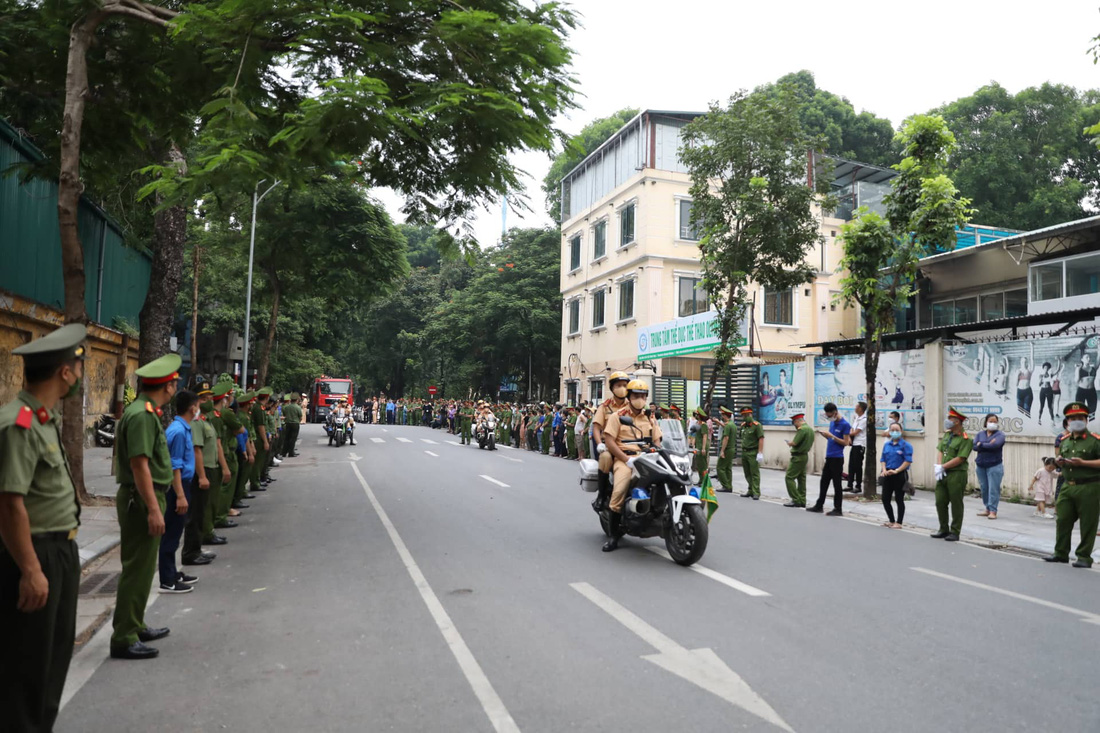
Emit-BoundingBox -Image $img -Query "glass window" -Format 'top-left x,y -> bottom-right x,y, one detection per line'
1004,288 -> 1027,318
931,301 -> 953,327
679,200 -> 700,241
678,277 -> 707,317
593,220 -> 606,259
1030,262 -> 1063,301
763,287 -> 792,326
592,290 -> 605,328
589,380 -> 603,402
619,204 -> 635,247
568,300 -> 579,334
954,297 -> 977,325
569,235 -> 581,272
566,382 -> 578,405
619,279 -> 635,320
1066,253 -> 1100,297
980,293 -> 1003,322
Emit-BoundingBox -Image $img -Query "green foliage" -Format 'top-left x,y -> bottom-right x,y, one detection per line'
680,85 -> 829,403
541,107 -> 639,223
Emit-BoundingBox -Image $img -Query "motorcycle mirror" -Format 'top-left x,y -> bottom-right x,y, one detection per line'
619,415 -> 634,427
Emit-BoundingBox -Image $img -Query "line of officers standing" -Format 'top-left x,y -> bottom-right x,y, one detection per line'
0,324 -> 306,733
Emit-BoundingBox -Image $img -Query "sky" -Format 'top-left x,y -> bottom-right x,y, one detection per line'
376,0 -> 1100,247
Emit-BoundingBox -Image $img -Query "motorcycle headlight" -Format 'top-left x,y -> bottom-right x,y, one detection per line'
671,455 -> 691,474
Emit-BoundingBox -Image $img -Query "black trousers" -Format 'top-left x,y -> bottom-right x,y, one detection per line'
846,446 -> 865,490
882,471 -> 907,524
182,474 -> 209,562
0,535 -> 79,733
816,456 -> 845,510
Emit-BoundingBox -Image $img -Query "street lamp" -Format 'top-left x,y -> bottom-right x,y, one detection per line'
241,178 -> 281,388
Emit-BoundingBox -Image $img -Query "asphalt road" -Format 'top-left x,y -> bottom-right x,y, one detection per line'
59,422 -> 1100,732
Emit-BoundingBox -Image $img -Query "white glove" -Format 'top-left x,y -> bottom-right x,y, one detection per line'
627,456 -> 638,468
597,443 -> 607,454
934,463 -> 944,481
756,453 -> 764,463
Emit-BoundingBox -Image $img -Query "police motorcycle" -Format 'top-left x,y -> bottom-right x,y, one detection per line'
327,412 -> 352,447
579,417 -> 708,566
475,415 -> 497,450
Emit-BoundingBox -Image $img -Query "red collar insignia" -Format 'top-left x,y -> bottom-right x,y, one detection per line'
155,407 -> 163,417
15,405 -> 33,429
36,407 -> 50,424
214,410 -> 221,418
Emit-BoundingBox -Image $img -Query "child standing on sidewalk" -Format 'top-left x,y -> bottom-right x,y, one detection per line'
1028,457 -> 1060,518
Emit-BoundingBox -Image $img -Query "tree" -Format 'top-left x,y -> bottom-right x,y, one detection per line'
680,86 -> 830,409
836,115 -> 972,497
541,108 -> 638,224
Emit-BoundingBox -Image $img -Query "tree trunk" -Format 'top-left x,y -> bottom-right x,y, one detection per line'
703,288 -> 741,411
862,315 -> 881,500
190,244 -> 201,374
138,142 -> 188,365
257,264 -> 280,386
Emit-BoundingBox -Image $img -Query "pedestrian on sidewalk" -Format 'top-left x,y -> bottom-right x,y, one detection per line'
845,402 -> 867,494
160,390 -> 197,595
931,407 -> 972,542
879,422 -> 912,528
0,324 -> 86,733
1028,457 -> 1060,518
110,353 -> 179,660
810,403 -> 850,516
784,412 -> 812,507
1044,403 -> 1100,568
974,413 -> 1006,519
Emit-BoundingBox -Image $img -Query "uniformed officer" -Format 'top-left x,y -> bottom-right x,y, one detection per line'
110,353 -> 180,660
284,393 -> 302,457
566,407 -> 578,459
250,387 -> 272,492
181,380 -> 220,567
784,412 -> 813,507
931,407 -> 972,542
232,391 -> 256,508
460,402 -> 473,445
1044,403 -> 1100,567
0,324 -> 86,731
691,407 -> 710,482
716,406 -> 736,492
738,406 -> 764,499
201,382 -> 235,548
600,380 -> 663,552
591,372 -> 631,510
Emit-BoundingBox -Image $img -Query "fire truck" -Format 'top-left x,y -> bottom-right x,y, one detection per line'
308,376 -> 354,423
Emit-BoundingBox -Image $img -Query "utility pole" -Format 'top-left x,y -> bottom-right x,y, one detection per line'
241,178 -> 280,388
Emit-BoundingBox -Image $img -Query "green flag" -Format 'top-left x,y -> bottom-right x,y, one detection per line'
698,472 -> 719,523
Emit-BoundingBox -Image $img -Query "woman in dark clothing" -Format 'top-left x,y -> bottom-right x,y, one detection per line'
879,422 -> 913,528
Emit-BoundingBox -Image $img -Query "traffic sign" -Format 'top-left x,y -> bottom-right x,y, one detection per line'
428,385 -> 438,395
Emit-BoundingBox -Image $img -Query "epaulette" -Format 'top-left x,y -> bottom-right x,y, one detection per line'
962,432 -> 969,439
145,402 -> 154,413
15,405 -> 33,429
602,398 -> 612,408
214,410 -> 221,418
1092,432 -> 1100,440
617,407 -> 632,416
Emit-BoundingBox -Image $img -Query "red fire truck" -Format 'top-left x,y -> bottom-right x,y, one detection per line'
308,376 -> 354,423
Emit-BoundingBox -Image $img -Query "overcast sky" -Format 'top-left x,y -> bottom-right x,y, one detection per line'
376,0 -> 1100,247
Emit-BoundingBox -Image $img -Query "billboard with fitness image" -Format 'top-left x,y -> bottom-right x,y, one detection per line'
757,362 -> 807,426
813,350 -> 926,432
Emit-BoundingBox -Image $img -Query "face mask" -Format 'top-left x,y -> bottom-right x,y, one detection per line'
889,431 -> 902,440
943,419 -> 957,431
1069,420 -> 1087,433
63,375 -> 82,400
986,422 -> 998,431
612,386 -> 627,399
629,397 -> 647,411
192,407 -> 201,421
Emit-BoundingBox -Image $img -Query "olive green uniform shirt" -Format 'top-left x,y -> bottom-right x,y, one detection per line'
789,423 -> 814,455
196,414 -> 218,469
115,394 -> 173,486
1060,432 -> 1100,483
739,420 -> 764,452
937,432 -> 973,471
0,391 -> 80,534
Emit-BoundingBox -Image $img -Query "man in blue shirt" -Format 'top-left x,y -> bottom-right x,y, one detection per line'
809,402 -> 851,516
161,390 -> 198,594
386,399 -> 395,425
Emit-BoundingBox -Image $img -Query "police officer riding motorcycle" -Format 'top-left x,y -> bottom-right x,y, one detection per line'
591,371 -> 631,512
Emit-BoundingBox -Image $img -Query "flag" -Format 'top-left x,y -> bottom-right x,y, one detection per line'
699,472 -> 719,522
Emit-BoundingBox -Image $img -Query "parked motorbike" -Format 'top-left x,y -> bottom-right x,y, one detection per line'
579,418 -> 708,566
475,418 -> 497,450
94,414 -> 116,448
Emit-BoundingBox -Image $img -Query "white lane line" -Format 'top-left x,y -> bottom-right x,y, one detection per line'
396,437 -> 413,443
422,438 -> 439,444
448,441 -> 461,446
316,438 -> 328,445
351,464 -> 520,732
571,582 -> 792,731
912,567 -> 1100,626
480,475 -> 510,488
370,437 -> 385,444
502,456 -> 522,463
425,451 -> 439,457
644,548 -> 770,597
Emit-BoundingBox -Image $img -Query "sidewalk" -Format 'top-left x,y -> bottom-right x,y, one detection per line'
712,464 -> 1100,562
78,446 -> 120,568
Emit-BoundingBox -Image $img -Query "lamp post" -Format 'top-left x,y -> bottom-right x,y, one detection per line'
241,178 -> 281,388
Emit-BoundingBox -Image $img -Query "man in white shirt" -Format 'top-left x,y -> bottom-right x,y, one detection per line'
846,401 -> 868,494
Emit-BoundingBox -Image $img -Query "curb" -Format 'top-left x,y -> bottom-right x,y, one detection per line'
78,533 -> 121,569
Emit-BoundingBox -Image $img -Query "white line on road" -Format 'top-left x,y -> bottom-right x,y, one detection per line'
351,464 -> 520,733
502,456 -> 522,463
911,567 -> 1100,626
370,437 -> 385,444
480,475 -> 510,488
570,582 -> 792,731
421,438 -> 439,444
397,437 -> 413,443
644,547 -> 771,597
425,451 -> 439,457
347,452 -> 362,462
448,441 -> 461,446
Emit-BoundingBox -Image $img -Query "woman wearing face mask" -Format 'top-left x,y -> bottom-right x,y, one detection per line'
973,412 -> 1006,519
879,422 -> 912,528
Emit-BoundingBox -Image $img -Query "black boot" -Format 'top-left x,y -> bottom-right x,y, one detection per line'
602,511 -> 622,552
592,471 -> 610,512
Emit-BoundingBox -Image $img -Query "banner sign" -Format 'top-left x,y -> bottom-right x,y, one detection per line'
636,310 -> 747,360
942,335 -> 1099,437
813,350 -> 926,432
757,362 -> 807,425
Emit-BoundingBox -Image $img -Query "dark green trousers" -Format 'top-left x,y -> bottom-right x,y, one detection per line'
742,454 -> 761,497
0,535 -> 79,733
285,422 -> 300,456
935,470 -> 967,535
215,452 -> 237,525
251,446 -> 268,488
202,465 -> 222,538
1053,481 -> 1099,564
111,485 -> 167,650
461,417 -> 472,444
567,430 -> 577,459
182,474 -> 210,562
234,452 -> 252,503
785,454 -> 807,505
716,453 -> 734,491
540,425 -> 551,454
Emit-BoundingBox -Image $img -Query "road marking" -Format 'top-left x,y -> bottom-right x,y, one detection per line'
449,441 -> 461,446
502,456 -> 522,463
397,437 -> 413,443
370,437 -> 385,444
351,464 -> 520,733
425,451 -> 439,457
422,438 -> 439,444
347,452 -> 362,462
480,475 -> 510,488
911,567 -> 1100,626
316,438 -> 328,445
571,582 -> 792,731
644,547 -> 771,597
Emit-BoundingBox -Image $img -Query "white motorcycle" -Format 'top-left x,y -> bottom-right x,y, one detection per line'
475,417 -> 497,451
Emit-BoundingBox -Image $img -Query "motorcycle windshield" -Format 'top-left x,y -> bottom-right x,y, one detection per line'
657,419 -> 689,455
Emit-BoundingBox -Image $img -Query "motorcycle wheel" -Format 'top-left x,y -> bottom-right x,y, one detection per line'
665,504 -> 708,566
95,432 -> 111,448
488,435 -> 495,451
337,432 -> 345,447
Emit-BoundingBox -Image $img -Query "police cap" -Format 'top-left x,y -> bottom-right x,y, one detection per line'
13,323 -> 87,370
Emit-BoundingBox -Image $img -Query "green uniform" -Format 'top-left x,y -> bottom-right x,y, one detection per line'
250,401 -> 269,489
566,413 -> 578,459
182,406 -> 218,562
234,405 -> 254,504
283,402 -> 302,456
1052,431 -> 1100,565
785,423 -> 814,505
262,410 -> 277,477
217,406 -> 242,523
203,403 -> 226,536
935,431 -> 973,536
111,393 -> 172,651
740,419 -> 764,497
716,421 -> 736,490
693,421 -> 710,481
460,408 -> 473,445
0,390 -> 81,732
540,415 -> 552,454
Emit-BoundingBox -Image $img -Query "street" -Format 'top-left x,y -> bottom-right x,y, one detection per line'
59,423 -> 1100,733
